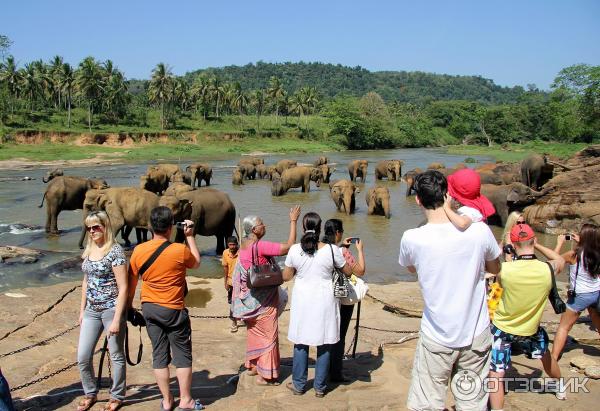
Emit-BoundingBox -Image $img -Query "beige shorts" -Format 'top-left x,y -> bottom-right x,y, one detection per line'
407,327 -> 491,411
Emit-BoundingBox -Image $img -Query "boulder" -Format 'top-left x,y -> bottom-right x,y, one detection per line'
0,246 -> 42,263
570,356 -> 599,370
585,366 -> 600,379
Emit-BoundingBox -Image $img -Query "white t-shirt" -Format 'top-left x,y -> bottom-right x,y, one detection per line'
458,206 -> 484,223
570,254 -> 600,294
285,243 -> 346,346
399,222 -> 501,348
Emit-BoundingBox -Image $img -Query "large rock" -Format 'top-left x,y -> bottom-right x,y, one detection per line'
0,245 -> 42,262
585,365 -> 600,379
570,355 -> 599,370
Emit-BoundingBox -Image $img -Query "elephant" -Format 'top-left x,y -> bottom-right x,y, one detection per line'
313,156 -> 328,167
319,164 -> 336,184
159,188 -> 236,255
428,162 -> 445,170
170,172 -> 192,186
78,187 -> 159,248
375,160 -> 403,181
477,171 -> 504,185
164,182 -> 195,197
256,164 -> 268,179
147,163 -> 182,178
275,159 -> 298,175
232,169 -> 244,185
39,176 -> 109,235
481,182 -> 547,227
42,168 -> 64,183
402,168 -> 423,196
186,163 -> 212,187
141,164 -> 183,195
271,166 -> 323,196
348,160 -> 368,183
330,179 -> 358,215
366,186 -> 391,218
267,166 -> 278,180
521,154 -> 554,190
239,157 -> 264,166
237,163 -> 257,180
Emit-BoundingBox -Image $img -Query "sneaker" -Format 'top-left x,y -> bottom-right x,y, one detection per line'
544,379 -> 566,400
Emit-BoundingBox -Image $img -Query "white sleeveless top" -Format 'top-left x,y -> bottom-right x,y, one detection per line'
570,253 -> 600,294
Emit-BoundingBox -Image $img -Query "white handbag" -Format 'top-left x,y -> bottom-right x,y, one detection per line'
340,275 -> 369,305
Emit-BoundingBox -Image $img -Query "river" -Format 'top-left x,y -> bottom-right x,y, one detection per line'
0,148 -> 498,292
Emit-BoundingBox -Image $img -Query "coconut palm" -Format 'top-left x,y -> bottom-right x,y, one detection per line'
191,75 -> 210,120
209,76 -> 224,118
19,63 -> 41,112
267,76 -> 285,125
0,56 -> 21,112
222,82 -> 236,115
32,60 -> 51,105
279,94 -> 291,125
290,90 -> 306,128
251,89 -> 266,133
148,62 -> 173,129
49,55 -> 63,108
59,63 -> 75,128
75,56 -> 104,131
174,78 -> 191,111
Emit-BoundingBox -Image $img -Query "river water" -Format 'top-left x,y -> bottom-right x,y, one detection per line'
0,148 -> 499,292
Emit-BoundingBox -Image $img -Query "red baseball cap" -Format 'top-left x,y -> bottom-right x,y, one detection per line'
510,223 -> 536,243
447,169 -> 496,218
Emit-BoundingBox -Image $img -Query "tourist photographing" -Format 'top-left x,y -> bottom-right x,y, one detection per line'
231,206 -> 301,386
128,206 -> 202,411
77,211 -> 128,411
283,213 -> 354,397
221,236 -> 240,333
488,223 -> 565,408
398,170 -> 501,410
321,218 -> 366,383
551,224 -> 600,362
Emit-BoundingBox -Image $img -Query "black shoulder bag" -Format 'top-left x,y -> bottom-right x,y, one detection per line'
546,260 -> 566,314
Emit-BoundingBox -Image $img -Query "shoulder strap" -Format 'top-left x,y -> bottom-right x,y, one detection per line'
252,240 -> 259,268
329,244 -> 338,269
546,261 -> 557,290
138,241 -> 171,278
573,255 -> 580,290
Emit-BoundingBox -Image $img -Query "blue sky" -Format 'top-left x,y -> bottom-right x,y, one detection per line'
3,0 -> 599,89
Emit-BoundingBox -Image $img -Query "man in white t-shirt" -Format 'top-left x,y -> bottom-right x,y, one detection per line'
399,170 -> 501,411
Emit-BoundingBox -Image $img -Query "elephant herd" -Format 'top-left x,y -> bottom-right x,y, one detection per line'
38,153 -> 555,252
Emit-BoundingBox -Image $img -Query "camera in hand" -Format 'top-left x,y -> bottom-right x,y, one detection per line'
565,234 -> 572,241
127,308 -> 146,327
350,237 -> 360,244
503,244 -> 515,255
175,221 -> 194,229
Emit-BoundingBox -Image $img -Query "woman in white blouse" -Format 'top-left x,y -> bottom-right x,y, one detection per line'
283,212 -> 353,397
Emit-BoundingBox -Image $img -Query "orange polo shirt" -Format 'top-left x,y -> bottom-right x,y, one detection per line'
221,249 -> 238,287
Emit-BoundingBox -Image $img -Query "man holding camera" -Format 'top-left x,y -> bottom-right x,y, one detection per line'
489,223 -> 565,409
128,206 -> 202,411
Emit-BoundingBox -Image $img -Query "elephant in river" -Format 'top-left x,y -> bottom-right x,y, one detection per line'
39,176 -> 109,235
147,163 -> 182,178
141,164 -> 182,195
186,163 -> 212,187
314,156 -> 328,167
256,164 -> 269,179
366,186 -> 391,218
237,163 -> 257,180
170,172 -> 192,186
428,162 -> 445,170
521,154 -> 554,190
348,160 -> 368,183
232,169 -> 244,185
375,160 -> 403,181
330,180 -> 359,215
275,159 -> 298,175
78,187 -> 159,248
239,157 -> 264,166
267,166 -> 279,180
318,164 -> 335,184
271,166 -> 323,196
159,188 -> 236,255
481,182 -> 547,227
402,168 -> 423,196
42,168 -> 64,183
165,182 -> 195,197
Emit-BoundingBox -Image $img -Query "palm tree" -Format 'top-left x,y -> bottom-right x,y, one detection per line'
32,60 -> 50,106
59,63 -> 75,128
222,82 -> 235,115
231,82 -> 249,127
148,62 -> 173,129
290,90 -> 306,128
267,76 -> 285,125
251,89 -> 266,133
49,55 -> 63,108
0,56 -> 21,112
104,69 -> 128,123
279,94 -> 291,125
19,63 -> 40,112
209,76 -> 224,118
75,56 -> 103,131
191,75 -> 210,120
174,78 -> 190,111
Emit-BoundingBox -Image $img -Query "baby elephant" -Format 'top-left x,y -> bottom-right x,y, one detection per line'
366,186 -> 391,218
232,169 -> 244,185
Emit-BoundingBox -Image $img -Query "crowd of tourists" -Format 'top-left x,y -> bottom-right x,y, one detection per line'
0,169 -> 598,411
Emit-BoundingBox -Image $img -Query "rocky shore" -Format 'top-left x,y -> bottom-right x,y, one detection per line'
1,278 -> 598,410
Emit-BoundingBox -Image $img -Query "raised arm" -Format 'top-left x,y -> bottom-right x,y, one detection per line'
535,238 -> 565,274
278,205 -> 301,255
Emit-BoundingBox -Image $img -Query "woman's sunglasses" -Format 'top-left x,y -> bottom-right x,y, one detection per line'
87,224 -> 103,232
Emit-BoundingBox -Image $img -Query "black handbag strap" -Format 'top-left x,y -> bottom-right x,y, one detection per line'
138,241 -> 171,277
573,256 -> 580,291
546,261 -> 560,296
125,325 -> 143,366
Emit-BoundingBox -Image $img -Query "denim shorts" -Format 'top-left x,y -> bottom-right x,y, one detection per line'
567,291 -> 600,313
490,324 -> 548,372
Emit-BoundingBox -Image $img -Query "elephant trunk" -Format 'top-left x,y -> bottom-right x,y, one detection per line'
344,193 -> 354,215
383,198 -> 391,218
38,193 -> 46,208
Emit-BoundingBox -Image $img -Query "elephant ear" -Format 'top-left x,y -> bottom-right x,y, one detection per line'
97,194 -> 109,210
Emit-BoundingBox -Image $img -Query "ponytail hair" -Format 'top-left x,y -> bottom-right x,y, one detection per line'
301,212 -> 322,255
322,218 -> 343,244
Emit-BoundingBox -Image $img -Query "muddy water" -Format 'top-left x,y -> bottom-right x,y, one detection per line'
0,148 -> 507,292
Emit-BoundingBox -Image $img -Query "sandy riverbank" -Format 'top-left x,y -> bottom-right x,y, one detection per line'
1,278 -> 598,410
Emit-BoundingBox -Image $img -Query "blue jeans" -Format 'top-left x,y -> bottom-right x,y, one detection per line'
292,344 -> 332,393
0,370 -> 16,411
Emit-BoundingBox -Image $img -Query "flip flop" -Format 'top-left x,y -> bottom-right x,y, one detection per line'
77,395 -> 97,411
160,399 -> 174,411
176,399 -> 204,410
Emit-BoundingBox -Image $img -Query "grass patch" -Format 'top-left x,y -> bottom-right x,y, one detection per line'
446,141 -> 587,162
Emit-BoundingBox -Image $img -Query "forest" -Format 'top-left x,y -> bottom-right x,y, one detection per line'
0,34 -> 598,150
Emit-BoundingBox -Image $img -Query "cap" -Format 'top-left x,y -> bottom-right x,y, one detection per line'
510,223 -> 536,243
447,169 -> 496,218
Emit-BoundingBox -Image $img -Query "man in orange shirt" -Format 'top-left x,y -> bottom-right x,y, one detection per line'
221,236 -> 239,332
128,206 -> 202,411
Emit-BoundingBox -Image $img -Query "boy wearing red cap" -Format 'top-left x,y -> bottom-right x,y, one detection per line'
489,223 -> 566,409
444,168 -> 496,231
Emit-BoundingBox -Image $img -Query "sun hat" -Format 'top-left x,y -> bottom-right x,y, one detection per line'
447,168 -> 496,218
510,223 -> 536,243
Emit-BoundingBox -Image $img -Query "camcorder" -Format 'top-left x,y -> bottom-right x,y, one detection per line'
175,221 -> 194,229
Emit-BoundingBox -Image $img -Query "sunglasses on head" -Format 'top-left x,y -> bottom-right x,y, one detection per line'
87,224 -> 103,232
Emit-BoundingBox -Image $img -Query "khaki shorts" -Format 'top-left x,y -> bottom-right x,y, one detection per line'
407,328 -> 491,411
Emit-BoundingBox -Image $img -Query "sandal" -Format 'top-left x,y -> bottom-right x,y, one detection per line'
255,377 -> 280,386
104,398 -> 123,411
175,399 -> 204,410
77,395 -> 97,411
230,324 -> 238,333
285,381 -> 304,395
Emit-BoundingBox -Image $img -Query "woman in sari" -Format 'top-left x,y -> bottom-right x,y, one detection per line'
231,205 -> 301,385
